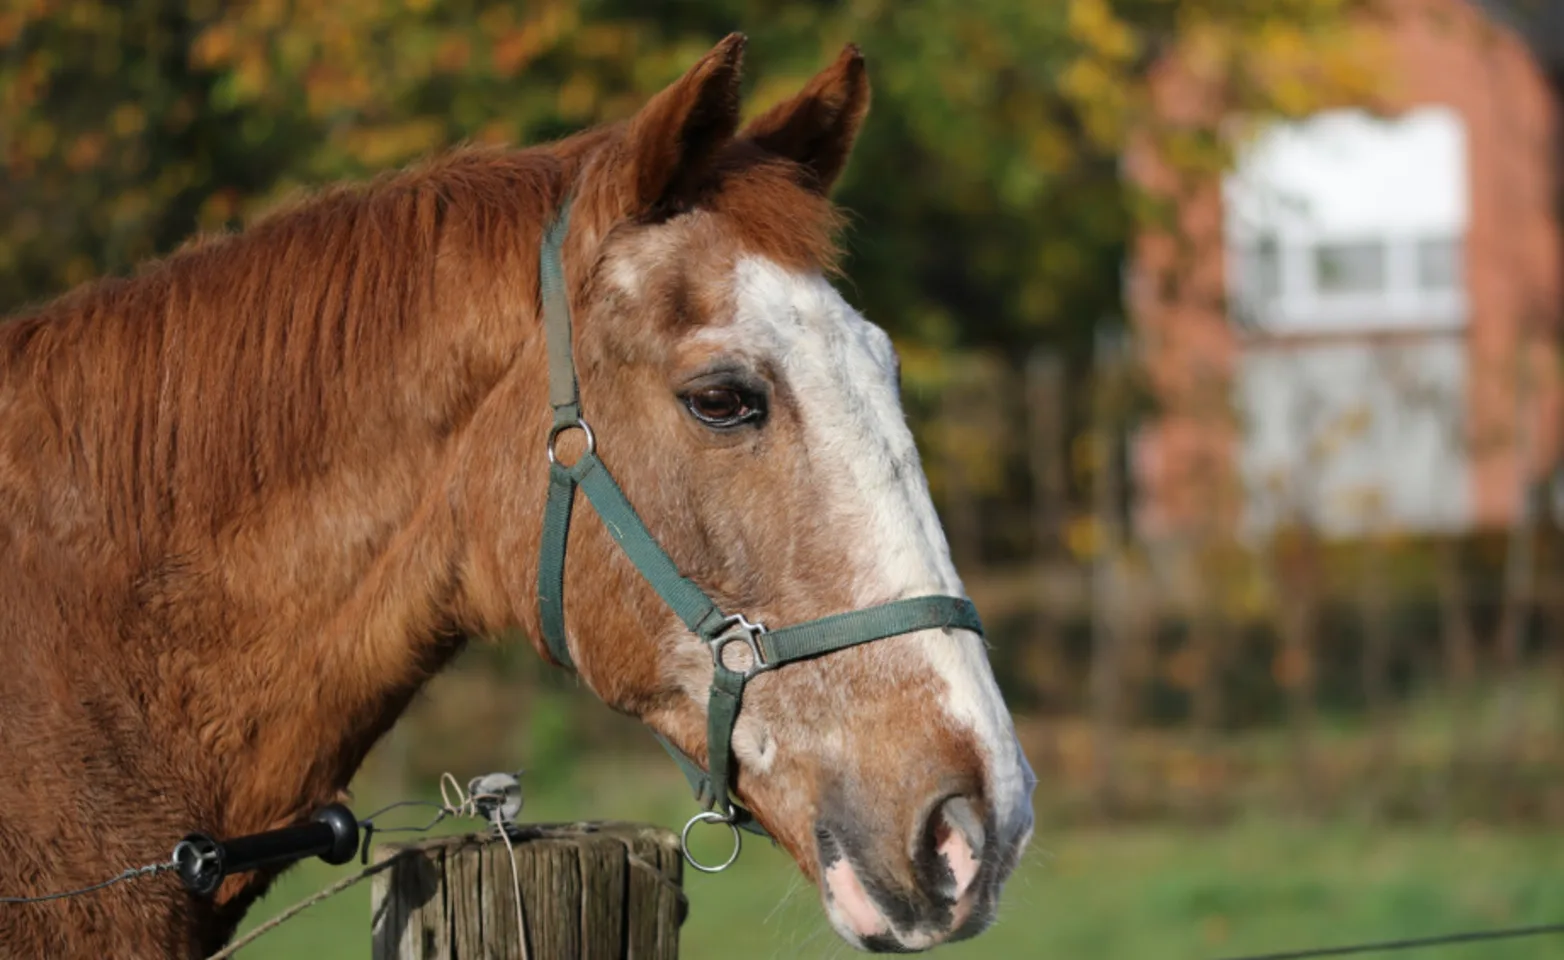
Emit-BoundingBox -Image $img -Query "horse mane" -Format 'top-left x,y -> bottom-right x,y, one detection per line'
0,132 -> 843,558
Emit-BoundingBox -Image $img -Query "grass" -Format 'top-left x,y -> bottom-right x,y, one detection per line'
232,757 -> 1564,960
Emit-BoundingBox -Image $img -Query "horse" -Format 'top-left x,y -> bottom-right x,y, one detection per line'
0,34 -> 1035,956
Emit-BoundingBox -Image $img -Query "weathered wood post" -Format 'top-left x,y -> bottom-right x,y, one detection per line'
371,823 -> 685,959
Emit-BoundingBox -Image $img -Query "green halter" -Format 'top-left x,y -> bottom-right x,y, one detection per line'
533,200 -> 984,872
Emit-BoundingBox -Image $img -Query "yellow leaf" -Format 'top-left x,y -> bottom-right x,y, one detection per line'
1068,0 -> 1137,61
556,73 -> 598,121
340,119 -> 446,166
65,131 -> 105,171
192,23 -> 236,68
0,12 -> 21,47
1067,516 -> 1100,560
64,255 -> 96,287
23,121 -> 55,160
232,51 -> 272,101
110,103 -> 145,138
1027,126 -> 1074,173
436,36 -> 472,74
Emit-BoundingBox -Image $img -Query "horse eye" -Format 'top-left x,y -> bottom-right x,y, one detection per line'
685,386 -> 760,427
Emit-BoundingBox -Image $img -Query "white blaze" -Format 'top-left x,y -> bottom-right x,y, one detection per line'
720,256 -> 1034,836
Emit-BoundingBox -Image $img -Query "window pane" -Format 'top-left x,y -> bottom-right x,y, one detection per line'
1235,235 -> 1281,306
1315,241 -> 1385,294
1417,236 -> 1462,290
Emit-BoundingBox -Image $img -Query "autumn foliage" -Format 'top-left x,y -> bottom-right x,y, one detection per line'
1,0 -> 1379,351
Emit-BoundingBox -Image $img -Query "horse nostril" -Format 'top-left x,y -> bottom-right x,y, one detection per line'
918,794 -> 986,905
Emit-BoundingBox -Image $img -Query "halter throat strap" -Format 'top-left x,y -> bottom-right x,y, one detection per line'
533,200 -> 985,852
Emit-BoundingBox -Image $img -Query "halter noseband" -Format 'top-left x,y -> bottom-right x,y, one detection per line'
534,200 -> 984,872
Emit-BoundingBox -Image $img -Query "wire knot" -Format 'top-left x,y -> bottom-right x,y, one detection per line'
440,771 -> 524,829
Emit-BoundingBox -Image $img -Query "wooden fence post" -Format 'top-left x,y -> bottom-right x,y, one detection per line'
1088,331 -> 1127,816
1435,539 -> 1476,750
1021,349 -> 1068,751
1024,349 -> 1068,562
371,823 -> 685,960
940,371 -> 984,572
1359,533 -> 1397,815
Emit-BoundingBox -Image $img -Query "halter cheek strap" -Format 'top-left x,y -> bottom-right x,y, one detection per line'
533,199 -> 985,870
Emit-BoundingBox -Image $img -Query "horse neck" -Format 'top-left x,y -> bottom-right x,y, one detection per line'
2,168 -> 562,843
188,246 -> 555,841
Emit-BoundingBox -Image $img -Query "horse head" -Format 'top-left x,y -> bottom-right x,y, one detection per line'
464,35 -> 1036,951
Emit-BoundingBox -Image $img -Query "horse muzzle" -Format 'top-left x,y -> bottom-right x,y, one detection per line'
812,772 -> 1034,952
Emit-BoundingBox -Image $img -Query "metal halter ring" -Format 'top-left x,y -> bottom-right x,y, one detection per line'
546,418 -> 596,466
681,810 -> 743,873
709,613 -> 770,678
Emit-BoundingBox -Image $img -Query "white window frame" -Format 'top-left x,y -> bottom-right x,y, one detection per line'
1222,105 -> 1470,337
1229,228 -> 1466,334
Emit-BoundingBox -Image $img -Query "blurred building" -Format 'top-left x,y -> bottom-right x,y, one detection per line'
1129,0 -> 1563,543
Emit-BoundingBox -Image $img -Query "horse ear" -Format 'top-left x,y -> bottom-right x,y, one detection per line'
621,32 -> 746,216
741,44 -> 870,195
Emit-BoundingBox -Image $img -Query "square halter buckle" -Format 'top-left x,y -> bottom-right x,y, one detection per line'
708,613 -> 770,678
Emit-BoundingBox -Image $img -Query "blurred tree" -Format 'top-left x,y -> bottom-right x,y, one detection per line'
0,0 -> 1387,568
4,0 -> 1375,344
0,0 -> 658,307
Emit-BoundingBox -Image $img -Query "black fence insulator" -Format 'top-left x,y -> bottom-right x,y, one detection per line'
176,803 -> 360,897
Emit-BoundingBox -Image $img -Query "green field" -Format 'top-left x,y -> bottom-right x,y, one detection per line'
233,757 -> 1564,960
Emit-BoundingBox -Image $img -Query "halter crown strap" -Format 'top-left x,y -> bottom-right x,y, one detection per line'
533,200 -> 986,859
539,200 -> 581,427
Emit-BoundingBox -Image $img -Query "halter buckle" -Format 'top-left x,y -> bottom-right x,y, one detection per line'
709,613 -> 770,678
